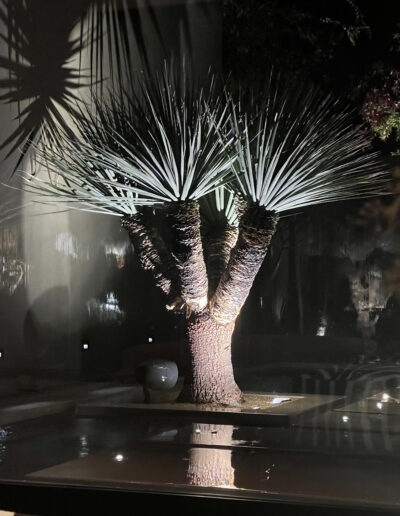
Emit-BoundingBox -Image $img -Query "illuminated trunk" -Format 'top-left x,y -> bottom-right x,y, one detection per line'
166,201 -> 208,313
187,424 -> 235,488
204,225 -> 238,295
123,203 -> 278,406
211,207 -> 279,324
181,310 -> 242,405
184,206 -> 278,405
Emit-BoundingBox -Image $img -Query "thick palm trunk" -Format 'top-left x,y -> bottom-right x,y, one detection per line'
204,225 -> 238,295
181,310 -> 242,405
182,207 -> 278,405
211,207 -> 279,324
123,202 -> 278,406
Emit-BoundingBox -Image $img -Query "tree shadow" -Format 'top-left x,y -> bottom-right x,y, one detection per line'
0,0 -> 91,171
23,285 -> 76,374
0,0 -> 205,172
83,0 -> 165,87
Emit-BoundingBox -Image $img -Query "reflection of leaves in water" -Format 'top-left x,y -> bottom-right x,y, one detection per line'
0,0 -> 87,170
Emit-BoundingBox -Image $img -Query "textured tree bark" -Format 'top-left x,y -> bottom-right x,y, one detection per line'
187,424 -> 235,488
181,310 -> 243,405
121,212 -> 175,297
204,225 -> 238,295
167,201 -> 208,314
211,206 -> 279,324
123,202 -> 279,406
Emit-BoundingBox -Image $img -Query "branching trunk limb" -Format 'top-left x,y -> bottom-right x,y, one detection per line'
204,225 -> 238,296
211,205 -> 279,325
121,213 -> 176,300
166,201 -> 209,314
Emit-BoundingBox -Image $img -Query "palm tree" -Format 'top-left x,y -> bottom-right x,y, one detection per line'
25,65 -> 388,405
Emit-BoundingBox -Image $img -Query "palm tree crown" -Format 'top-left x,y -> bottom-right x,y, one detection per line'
25,66 -> 388,216
27,64 -> 235,216
229,74 -> 387,213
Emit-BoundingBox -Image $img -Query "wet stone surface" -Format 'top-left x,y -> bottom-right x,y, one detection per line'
0,392 -> 400,511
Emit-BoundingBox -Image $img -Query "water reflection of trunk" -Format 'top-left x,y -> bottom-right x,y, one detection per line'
187,424 -> 235,488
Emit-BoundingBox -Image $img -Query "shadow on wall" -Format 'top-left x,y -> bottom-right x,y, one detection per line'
0,0 -> 92,170
0,0 -> 221,170
23,286 -> 79,377
0,0 -> 223,383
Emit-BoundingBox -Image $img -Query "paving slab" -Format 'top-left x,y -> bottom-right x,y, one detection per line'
0,385 -> 142,425
76,392 -> 344,426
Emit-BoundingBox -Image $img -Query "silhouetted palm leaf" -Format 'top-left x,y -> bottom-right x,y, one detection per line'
80,0 -> 165,90
0,0 -> 202,173
0,0 -> 87,171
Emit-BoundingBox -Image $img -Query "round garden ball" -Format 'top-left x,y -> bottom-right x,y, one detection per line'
136,359 -> 179,390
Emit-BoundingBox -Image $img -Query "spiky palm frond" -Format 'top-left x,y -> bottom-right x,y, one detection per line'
25,64 -> 235,215
230,74 -> 388,213
23,138 -> 140,217
201,186 -> 239,228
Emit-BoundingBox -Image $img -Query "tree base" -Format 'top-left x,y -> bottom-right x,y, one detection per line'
177,383 -> 244,407
181,311 -> 243,407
